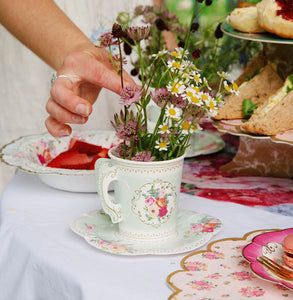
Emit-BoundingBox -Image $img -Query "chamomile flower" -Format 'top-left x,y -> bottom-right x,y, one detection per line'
167,60 -> 182,71
180,121 -> 193,135
165,104 -> 182,120
217,71 -> 229,79
152,49 -> 168,59
155,140 -> 168,151
185,88 -> 202,106
167,80 -> 185,95
170,47 -> 188,59
203,77 -> 211,90
191,123 -> 202,132
158,123 -> 170,134
205,98 -> 218,117
190,71 -> 202,85
200,92 -> 212,104
224,80 -> 239,95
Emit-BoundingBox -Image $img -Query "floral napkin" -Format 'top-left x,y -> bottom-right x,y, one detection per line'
167,229 -> 293,299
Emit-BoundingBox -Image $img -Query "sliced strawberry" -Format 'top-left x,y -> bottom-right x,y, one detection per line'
98,148 -> 109,158
69,138 -> 102,155
47,150 -> 79,168
59,153 -> 91,169
88,153 -> 103,170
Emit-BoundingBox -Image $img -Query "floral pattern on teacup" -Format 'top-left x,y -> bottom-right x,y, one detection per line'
131,179 -> 176,227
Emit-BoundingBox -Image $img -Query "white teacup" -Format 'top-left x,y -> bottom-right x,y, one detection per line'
95,146 -> 184,241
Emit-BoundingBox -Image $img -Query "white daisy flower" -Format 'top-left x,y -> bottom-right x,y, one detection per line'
167,80 -> 186,95
167,60 -> 182,71
217,71 -> 229,79
185,88 -> 202,106
190,71 -> 202,85
200,92 -> 213,104
180,121 -> 193,135
158,123 -> 170,134
170,47 -> 188,59
224,80 -> 239,95
205,97 -> 218,117
165,104 -> 182,120
155,140 -> 168,151
191,123 -> 202,132
203,77 -> 211,90
152,49 -> 168,59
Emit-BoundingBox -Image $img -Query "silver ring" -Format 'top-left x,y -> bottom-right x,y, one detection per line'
51,74 -> 73,86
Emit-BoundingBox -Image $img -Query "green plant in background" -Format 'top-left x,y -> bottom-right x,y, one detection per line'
164,0 -> 262,83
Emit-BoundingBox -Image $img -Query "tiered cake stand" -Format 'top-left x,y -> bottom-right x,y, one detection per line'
214,22 -> 293,178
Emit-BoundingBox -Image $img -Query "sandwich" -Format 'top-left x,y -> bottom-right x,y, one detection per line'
213,64 -> 283,120
241,75 -> 293,135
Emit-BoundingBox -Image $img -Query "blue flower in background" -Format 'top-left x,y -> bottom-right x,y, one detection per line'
256,204 -> 293,217
90,28 -> 118,53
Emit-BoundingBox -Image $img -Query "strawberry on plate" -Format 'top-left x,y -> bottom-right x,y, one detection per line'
46,138 -> 109,170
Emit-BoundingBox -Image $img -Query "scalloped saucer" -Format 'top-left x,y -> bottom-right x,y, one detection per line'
70,209 -> 223,255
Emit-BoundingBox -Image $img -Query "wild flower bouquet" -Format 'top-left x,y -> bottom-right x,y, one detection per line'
96,1 -> 239,161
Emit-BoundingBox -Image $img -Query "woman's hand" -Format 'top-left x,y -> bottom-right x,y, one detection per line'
45,44 -> 135,137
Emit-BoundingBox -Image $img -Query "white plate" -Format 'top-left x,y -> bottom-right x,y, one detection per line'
0,130 -> 120,192
70,209 -> 223,255
221,21 -> 293,45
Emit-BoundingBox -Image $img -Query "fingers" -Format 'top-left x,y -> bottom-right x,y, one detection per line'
73,47 -> 137,95
46,97 -> 89,125
45,116 -> 72,137
50,78 -> 92,117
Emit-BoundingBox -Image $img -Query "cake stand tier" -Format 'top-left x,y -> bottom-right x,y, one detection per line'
216,21 -> 293,177
221,21 -> 293,80
213,120 -> 293,178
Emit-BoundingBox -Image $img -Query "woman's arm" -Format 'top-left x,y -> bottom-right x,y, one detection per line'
0,0 -> 135,137
0,0 -> 91,70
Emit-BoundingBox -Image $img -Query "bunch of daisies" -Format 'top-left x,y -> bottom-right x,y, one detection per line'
96,1 -> 238,161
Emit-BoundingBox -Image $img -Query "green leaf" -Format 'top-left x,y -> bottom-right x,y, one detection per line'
242,99 -> 258,118
287,74 -> 293,94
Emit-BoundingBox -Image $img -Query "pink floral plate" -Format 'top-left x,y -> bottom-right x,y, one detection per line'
167,229 -> 293,299
242,228 -> 293,291
0,130 -> 120,192
70,209 -> 222,255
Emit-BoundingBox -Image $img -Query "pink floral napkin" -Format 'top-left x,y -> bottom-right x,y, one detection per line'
167,229 -> 293,299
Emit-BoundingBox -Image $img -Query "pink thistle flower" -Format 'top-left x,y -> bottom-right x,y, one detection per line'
112,54 -> 127,69
172,94 -> 188,108
120,85 -> 142,106
98,32 -> 118,47
115,120 -> 138,141
131,151 -> 156,162
150,87 -> 171,108
126,26 -> 151,42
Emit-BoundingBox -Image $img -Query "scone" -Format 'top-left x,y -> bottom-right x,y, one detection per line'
229,6 -> 266,33
257,0 -> 293,39
237,1 -> 258,8
242,75 -> 293,135
213,64 -> 283,120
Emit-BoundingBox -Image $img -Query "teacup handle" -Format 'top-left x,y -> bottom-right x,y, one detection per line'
95,158 -> 122,223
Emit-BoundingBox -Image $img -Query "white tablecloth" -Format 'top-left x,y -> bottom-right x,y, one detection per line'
0,170 -> 292,300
